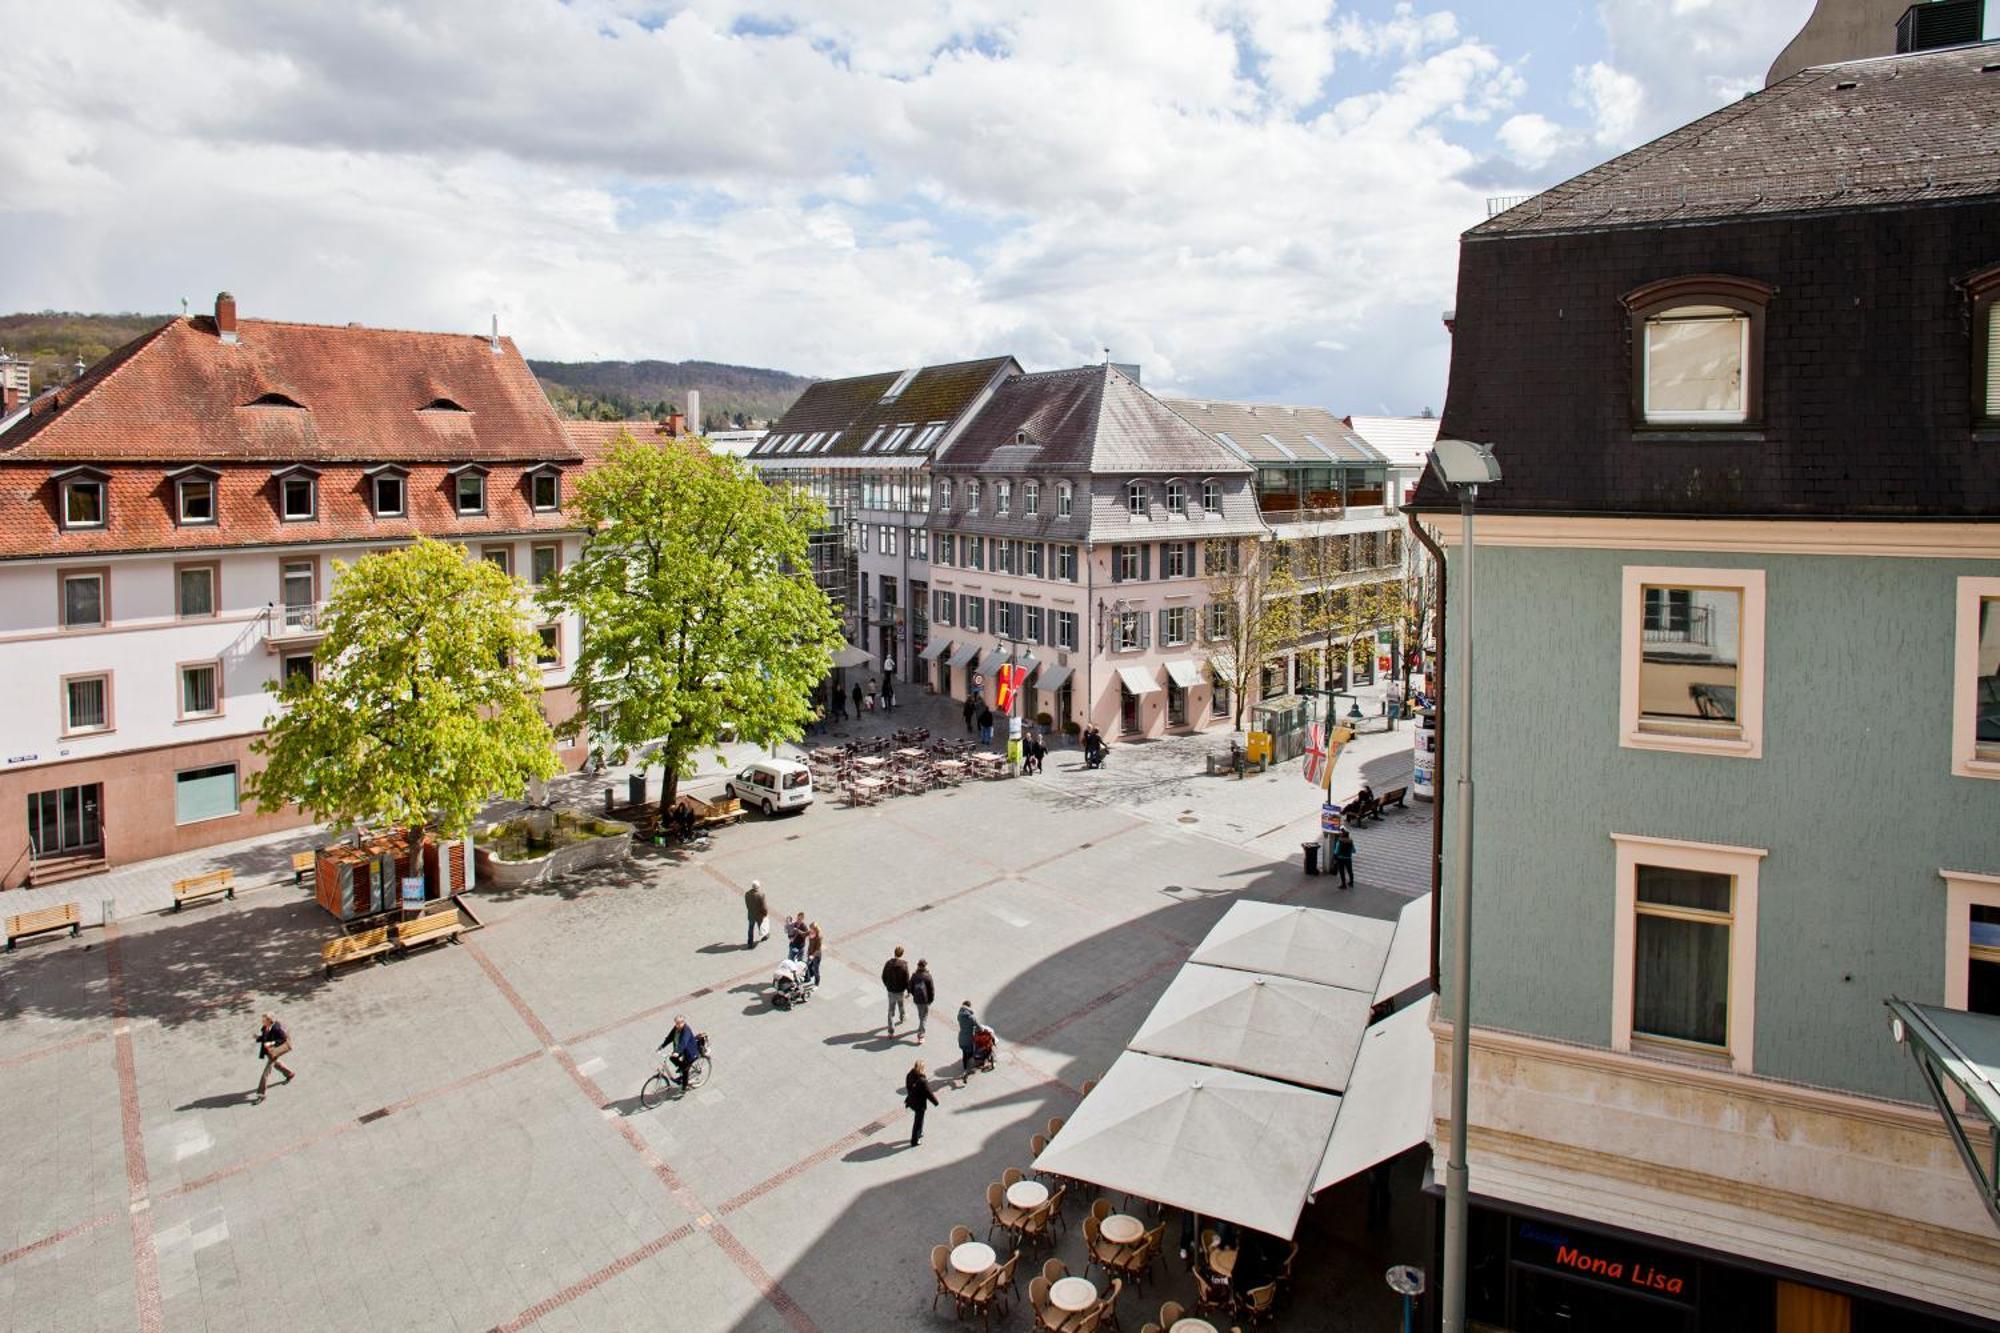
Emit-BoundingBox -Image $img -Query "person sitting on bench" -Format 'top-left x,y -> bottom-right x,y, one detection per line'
1342,784 -> 1379,822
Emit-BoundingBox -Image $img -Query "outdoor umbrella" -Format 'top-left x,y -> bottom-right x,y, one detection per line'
1311,1001 -> 1436,1197
1128,964 -> 1371,1093
829,645 -> 874,670
1032,1051 -> 1342,1239
1189,901 -> 1394,993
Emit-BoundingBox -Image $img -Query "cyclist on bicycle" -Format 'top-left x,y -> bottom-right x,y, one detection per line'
658,1016 -> 701,1089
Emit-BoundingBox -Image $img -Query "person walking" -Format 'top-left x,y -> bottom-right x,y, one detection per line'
881,945 -> 913,1035
252,1012 -> 294,1102
786,911 -> 808,961
1333,828 -> 1357,889
956,999 -> 980,1083
882,674 -> 896,711
852,681 -> 865,717
909,959 -> 936,1042
905,1059 -> 939,1146
805,921 -> 824,986
962,693 -> 977,733
977,702 -> 995,745
744,879 -> 769,949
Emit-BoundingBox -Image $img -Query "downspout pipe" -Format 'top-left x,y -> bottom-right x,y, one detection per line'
1408,508 -> 1448,990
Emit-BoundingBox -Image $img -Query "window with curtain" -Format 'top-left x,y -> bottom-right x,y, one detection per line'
177,566 -> 215,618
1632,864 -> 1732,1050
65,676 -> 108,732
180,663 -> 219,717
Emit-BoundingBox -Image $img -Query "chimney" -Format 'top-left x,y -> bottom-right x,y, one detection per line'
1896,0 -> 1985,52
686,388 -> 701,434
215,292 -> 239,345
665,411 -> 687,437
490,314 -> 501,354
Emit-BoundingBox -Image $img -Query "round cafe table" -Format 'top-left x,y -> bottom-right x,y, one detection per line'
1007,1180 -> 1050,1211
950,1241 -> 997,1276
1100,1213 -> 1144,1245
1172,1321 -> 1219,1333
1049,1276 -> 1098,1312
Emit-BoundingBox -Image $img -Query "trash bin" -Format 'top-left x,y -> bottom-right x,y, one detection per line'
1302,841 -> 1320,876
627,772 -> 647,807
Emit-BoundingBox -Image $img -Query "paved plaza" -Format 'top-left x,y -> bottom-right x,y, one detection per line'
0,699 -> 1432,1333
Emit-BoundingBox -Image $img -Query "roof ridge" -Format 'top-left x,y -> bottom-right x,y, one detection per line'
235,316 -> 517,344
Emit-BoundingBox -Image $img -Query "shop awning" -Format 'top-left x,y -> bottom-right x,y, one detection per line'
1116,665 -> 1162,696
830,644 -> 874,670
1032,1051 -> 1342,1240
1128,964 -> 1372,1093
1886,998 -> 2000,1228
917,640 -> 952,663
1311,1002 -> 1435,1196
1031,661 -> 1074,693
1190,901 -> 1395,993
1163,659 -> 1204,689
979,648 -> 1011,678
1373,894 -> 1433,1007
947,642 -> 981,669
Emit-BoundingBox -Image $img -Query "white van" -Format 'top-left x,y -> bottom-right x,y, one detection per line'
727,759 -> 814,815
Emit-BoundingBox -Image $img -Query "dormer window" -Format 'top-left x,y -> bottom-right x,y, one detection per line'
170,468 -> 219,525
938,479 -> 953,511
1058,482 -> 1073,518
529,468 -> 561,512
997,481 -> 1011,515
245,392 -> 305,409
273,468 -> 317,522
368,466 -> 407,518
967,480 -> 981,513
1024,481 -> 1039,516
56,470 -> 108,529
1166,479 -> 1186,515
1624,275 -> 1772,427
1126,480 -> 1148,516
449,466 -> 488,516
1201,479 -> 1221,513
420,397 -> 468,412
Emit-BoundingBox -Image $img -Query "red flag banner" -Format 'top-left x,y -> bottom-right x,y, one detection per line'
994,663 -> 1027,712
1303,721 -> 1327,785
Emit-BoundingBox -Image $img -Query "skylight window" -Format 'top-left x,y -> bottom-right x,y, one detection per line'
863,427 -> 887,452
880,368 -> 919,402
914,422 -> 946,451
820,431 -> 842,452
1212,431 -> 1251,459
802,431 -> 827,452
1300,432 -> 1341,461
884,425 -> 915,452
1260,432 -> 1301,461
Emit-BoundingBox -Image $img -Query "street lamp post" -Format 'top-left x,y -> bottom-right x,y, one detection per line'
1428,439 -> 1501,1333
999,635 -> 1036,770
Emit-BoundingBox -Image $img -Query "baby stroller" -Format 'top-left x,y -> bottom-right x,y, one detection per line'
970,1024 -> 998,1072
771,956 -> 816,1010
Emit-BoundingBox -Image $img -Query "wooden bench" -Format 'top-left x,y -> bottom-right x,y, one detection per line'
172,868 -> 235,911
1378,785 -> 1409,812
393,908 -> 464,956
6,901 -> 81,951
676,792 -> 744,828
1206,750 -> 1267,777
291,851 -> 316,885
321,926 -> 393,978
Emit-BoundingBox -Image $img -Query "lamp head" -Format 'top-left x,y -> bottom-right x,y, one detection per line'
1428,438 -> 1502,489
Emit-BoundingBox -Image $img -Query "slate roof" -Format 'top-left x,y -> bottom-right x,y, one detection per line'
0,315 -> 579,463
751,356 -> 1017,463
1160,398 -> 1385,467
1477,43 -> 2000,237
937,365 -> 1251,476
1344,416 -> 1441,469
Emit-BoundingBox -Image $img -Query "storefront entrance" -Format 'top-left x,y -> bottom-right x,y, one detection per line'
28,783 -> 101,859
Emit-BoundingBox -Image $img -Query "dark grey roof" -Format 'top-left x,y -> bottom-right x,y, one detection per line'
1160,398 -> 1386,466
752,356 -> 1017,463
1477,43 -> 2000,237
936,365 -> 1250,476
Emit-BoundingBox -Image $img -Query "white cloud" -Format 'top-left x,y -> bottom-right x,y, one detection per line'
1496,112 -> 1564,168
1584,0 -> 1815,145
1573,60 -> 1645,147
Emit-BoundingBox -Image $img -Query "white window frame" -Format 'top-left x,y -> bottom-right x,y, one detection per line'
1201,479 -> 1221,513
1951,576 -> 2000,780
176,475 -> 217,526
1163,605 -> 1190,646
938,479 -> 952,511
883,525 -> 897,558
61,477 -> 107,529
1058,483 -> 1073,518
281,651 -> 316,687
997,481 -> 1011,515
1611,832 -> 1764,1075
62,671 -> 113,735
1054,610 -> 1078,651
1166,479 -> 1185,515
530,469 -> 561,512
1024,481 -> 1039,516
967,480 -> 981,513
535,623 -> 562,668
178,660 -> 223,720
372,472 -> 406,518
1642,306 -> 1750,426
1619,565 -> 1765,759
59,568 -> 108,630
454,472 -> 487,516
279,473 -> 317,522
1126,480 -> 1147,516
1943,869 -> 2000,1013
175,562 -> 219,620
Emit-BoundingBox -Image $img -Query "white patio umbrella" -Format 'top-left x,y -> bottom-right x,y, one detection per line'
1312,1001 -> 1436,1196
1032,1051 -> 1342,1239
829,644 -> 874,670
1372,893 -> 1433,1007
1189,901 -> 1395,993
1128,964 -> 1372,1093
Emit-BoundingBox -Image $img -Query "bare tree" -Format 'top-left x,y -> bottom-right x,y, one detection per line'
1285,530 -> 1404,691
1203,537 -> 1298,731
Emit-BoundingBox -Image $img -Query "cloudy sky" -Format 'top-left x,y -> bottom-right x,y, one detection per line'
1,0 -> 1815,412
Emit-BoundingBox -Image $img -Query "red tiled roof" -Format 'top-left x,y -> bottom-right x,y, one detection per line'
0,315 -> 581,464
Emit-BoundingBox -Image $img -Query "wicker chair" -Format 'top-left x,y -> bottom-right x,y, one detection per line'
931,1244 -> 964,1315
1158,1300 -> 1186,1328
1096,1276 -> 1125,1332
1002,1167 -> 1025,1190
1041,1258 -> 1068,1287
987,1182 -> 1024,1246
961,1263 -> 1006,1332
950,1225 -> 973,1249
1017,1197 -> 1058,1252
1192,1269 -> 1232,1319
1029,1276 -> 1057,1331
1046,1115 -> 1066,1140
1239,1282 -> 1278,1327
994,1251 -> 1022,1305
1090,1198 -> 1113,1225
1080,1078 -> 1099,1097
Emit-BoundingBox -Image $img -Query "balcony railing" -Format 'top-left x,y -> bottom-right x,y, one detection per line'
1643,605 -> 1713,647
265,600 -> 329,645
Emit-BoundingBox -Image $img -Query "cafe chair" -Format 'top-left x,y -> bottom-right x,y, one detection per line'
1046,1116 -> 1066,1141
961,1264 -> 1005,1332
932,1244 -> 966,1316
1080,1077 -> 1099,1097
1238,1282 -> 1279,1327
1002,1167 -> 1025,1190
950,1225 -> 973,1249
1192,1270 -> 1232,1319
1018,1197 -> 1058,1253
1097,1277 -> 1125,1332
1045,1185 -> 1069,1236
1158,1300 -> 1186,1328
1138,1223 -> 1169,1283
1029,1277 -> 1057,1330
993,1251 -> 1023,1311
988,1182 -> 1024,1247
1090,1199 -> 1113,1225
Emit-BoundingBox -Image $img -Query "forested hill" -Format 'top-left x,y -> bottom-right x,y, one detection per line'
0,312 -> 811,430
530,358 -> 812,430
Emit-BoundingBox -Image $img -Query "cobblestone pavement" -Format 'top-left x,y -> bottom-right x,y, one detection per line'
0,701 -> 1433,1333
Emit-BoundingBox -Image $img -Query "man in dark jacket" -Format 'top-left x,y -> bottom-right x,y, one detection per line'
955,1000 -> 979,1083
908,960 -> 937,1042
977,703 -> 995,745
881,945 -> 912,1035
744,880 -> 768,949
658,1016 -> 701,1088
962,693 -> 977,732
905,1059 -> 938,1146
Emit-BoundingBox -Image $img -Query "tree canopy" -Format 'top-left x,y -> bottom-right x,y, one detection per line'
541,434 -> 841,810
248,537 -> 561,838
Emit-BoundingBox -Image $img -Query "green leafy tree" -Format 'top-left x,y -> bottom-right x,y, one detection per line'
248,539 -> 562,848
1203,538 -> 1299,731
542,434 -> 842,815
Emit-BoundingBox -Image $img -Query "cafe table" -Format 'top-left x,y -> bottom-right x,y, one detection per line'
1171,1322 -> 1219,1333
1048,1276 -> 1097,1313
1006,1180 -> 1049,1211
950,1241 -> 997,1277
1100,1214 -> 1143,1246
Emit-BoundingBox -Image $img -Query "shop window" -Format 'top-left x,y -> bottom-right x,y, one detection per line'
1623,275 -> 1771,427
62,673 -> 111,734
1620,566 -> 1764,758
174,763 -> 239,825
176,563 -> 217,618
60,569 -> 107,629
1952,576 -> 2000,779
179,661 -> 221,718
1612,833 -> 1763,1073
1211,669 -> 1231,717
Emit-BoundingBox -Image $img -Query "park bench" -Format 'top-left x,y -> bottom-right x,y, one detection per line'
291,851 -> 316,885
393,908 -> 464,957
322,925 -> 393,978
1378,785 -> 1409,812
171,868 -> 235,911
1205,749 -> 1267,777
5,901 -> 81,951
675,792 -> 744,829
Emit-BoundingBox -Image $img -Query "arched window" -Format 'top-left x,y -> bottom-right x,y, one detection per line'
1200,478 -> 1221,513
1126,480 -> 1148,516
1165,478 -> 1186,515
1623,275 -> 1773,427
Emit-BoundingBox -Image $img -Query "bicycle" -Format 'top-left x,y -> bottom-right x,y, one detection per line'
639,1036 -> 712,1109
